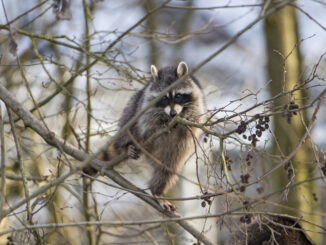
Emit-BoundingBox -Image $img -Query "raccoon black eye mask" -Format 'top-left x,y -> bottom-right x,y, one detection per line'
156,93 -> 193,107
155,93 -> 193,118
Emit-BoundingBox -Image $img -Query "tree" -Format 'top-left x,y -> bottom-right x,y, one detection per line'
264,2 -> 322,243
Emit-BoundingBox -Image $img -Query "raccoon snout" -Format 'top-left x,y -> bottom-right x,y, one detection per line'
170,109 -> 177,117
164,104 -> 182,117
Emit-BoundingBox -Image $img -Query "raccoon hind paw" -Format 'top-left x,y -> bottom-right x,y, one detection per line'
162,200 -> 176,212
127,144 -> 139,159
155,198 -> 176,213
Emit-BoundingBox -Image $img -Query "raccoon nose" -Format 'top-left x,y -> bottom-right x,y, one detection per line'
170,109 -> 177,117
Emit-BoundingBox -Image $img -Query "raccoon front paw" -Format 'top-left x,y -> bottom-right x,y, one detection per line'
127,144 -> 139,159
159,199 -> 176,212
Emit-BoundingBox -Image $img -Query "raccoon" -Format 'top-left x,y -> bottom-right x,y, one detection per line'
86,61 -> 207,211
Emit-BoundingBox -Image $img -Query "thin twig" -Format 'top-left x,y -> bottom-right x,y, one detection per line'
7,108 -> 31,219
0,106 -> 6,216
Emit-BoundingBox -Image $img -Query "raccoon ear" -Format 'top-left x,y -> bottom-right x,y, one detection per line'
151,64 -> 159,82
177,61 -> 188,78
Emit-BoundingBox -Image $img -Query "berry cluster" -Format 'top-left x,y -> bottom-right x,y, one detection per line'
200,192 -> 212,208
246,153 -> 253,166
283,101 -> 299,124
236,115 -> 270,147
236,120 -> 247,134
225,155 -> 233,171
240,174 -> 250,184
284,162 -> 294,180
239,173 -> 250,192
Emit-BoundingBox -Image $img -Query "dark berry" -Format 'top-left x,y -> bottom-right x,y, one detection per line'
312,193 -> 318,202
256,186 -> 264,194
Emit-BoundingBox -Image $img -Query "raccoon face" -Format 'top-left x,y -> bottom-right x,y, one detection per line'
155,91 -> 193,117
147,61 -> 199,119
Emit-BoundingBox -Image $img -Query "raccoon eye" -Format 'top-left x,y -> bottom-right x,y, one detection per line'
175,93 -> 193,104
175,93 -> 183,103
156,95 -> 169,107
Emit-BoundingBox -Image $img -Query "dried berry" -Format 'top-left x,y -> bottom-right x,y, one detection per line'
240,216 -> 245,223
240,215 -> 252,224
287,169 -> 294,179
245,215 -> 252,224
289,103 -> 299,110
251,137 -> 258,147
256,130 -> 262,137
239,185 -> 246,192
240,175 -> 245,183
245,154 -> 251,161
201,201 -> 206,208
243,134 -> 247,139
236,121 -> 247,134
240,175 -> 249,184
256,186 -> 264,194
312,193 -> 318,202
259,117 -> 264,125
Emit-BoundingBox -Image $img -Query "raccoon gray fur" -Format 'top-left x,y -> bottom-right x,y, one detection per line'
87,61 -> 207,211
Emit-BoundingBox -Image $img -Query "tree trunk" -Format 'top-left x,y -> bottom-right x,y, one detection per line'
264,2 -> 322,243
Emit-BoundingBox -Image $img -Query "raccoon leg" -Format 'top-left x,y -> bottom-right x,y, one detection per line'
149,168 -> 177,212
